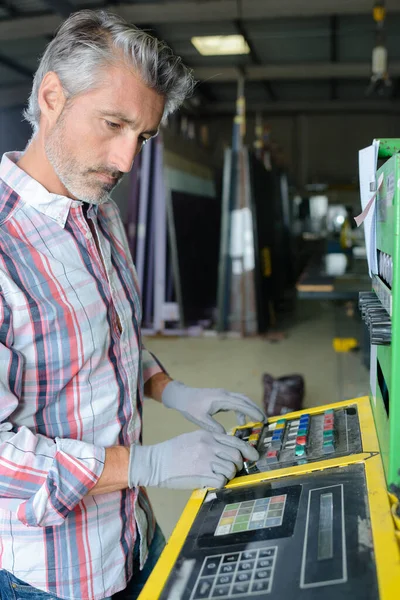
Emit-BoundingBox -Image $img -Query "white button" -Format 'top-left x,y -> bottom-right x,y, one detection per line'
85,231 -> 92,240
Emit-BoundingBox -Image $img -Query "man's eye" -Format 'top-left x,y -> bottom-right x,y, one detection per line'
106,121 -> 121,130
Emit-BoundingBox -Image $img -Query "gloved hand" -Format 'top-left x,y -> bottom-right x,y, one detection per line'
161,380 -> 265,433
128,429 -> 259,490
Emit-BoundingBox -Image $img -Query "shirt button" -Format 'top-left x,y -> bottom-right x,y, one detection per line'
85,231 -> 92,240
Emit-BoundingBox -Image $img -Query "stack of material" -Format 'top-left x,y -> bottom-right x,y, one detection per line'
123,134 -> 220,333
217,125 -> 293,335
125,134 -> 178,332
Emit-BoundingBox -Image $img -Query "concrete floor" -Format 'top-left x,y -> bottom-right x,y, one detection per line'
142,300 -> 369,539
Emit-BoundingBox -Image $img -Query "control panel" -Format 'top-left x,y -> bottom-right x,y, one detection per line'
158,464 -> 378,600
234,406 -> 362,475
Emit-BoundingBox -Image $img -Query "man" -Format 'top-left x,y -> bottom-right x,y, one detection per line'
0,10 -> 265,600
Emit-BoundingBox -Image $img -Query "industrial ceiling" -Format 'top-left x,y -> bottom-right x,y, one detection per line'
0,0 -> 399,115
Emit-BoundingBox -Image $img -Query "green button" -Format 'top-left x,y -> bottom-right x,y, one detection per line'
323,440 -> 335,453
323,430 -> 333,438
232,522 -> 248,532
298,428 -> 308,436
235,514 -> 250,524
325,409 -> 334,415
295,445 -> 306,457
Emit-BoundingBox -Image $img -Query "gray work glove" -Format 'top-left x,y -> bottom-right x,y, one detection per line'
128,429 -> 259,490
161,380 -> 265,434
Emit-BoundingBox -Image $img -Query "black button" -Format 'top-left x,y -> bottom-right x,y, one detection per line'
251,580 -> 270,592
216,574 -> 233,586
193,577 -> 213,599
235,427 -> 252,439
257,558 -> 273,569
223,553 -> 240,563
220,564 -> 235,574
238,561 -> 254,572
212,585 -> 230,597
241,550 -> 257,561
254,569 -> 271,580
201,556 -> 222,577
231,583 -> 250,595
235,572 -> 251,583
259,548 -> 276,558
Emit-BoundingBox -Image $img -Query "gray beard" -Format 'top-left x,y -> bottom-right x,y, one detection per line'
44,116 -> 121,205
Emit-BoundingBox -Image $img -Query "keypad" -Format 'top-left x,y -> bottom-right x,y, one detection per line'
191,547 -> 277,599
215,497 -> 286,536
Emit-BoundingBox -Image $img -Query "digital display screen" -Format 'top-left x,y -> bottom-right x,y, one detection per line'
214,495 -> 287,536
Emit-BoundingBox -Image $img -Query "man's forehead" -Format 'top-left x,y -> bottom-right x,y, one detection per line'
93,64 -> 165,123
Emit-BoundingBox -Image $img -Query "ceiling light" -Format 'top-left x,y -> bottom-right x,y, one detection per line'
191,35 -> 250,56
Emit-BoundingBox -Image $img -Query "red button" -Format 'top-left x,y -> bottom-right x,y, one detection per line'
267,450 -> 278,458
324,417 -> 334,425
324,423 -> 333,430
296,436 -> 307,445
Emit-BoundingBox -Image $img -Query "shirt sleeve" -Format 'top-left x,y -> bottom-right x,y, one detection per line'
0,296 -> 105,528
142,346 -> 167,383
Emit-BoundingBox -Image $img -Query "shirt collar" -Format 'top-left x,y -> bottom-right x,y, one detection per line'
0,151 -> 83,228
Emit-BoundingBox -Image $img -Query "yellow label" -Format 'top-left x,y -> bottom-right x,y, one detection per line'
332,337 -> 358,352
262,247 -> 272,277
373,6 -> 385,22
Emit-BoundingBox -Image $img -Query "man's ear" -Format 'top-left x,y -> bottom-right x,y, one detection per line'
38,71 -> 66,127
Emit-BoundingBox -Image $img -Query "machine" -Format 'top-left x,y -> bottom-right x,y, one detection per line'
139,141 -> 400,600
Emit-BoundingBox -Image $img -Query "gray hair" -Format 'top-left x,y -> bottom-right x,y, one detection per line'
24,9 -> 195,132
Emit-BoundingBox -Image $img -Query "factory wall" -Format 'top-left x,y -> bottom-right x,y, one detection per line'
201,112 -> 400,188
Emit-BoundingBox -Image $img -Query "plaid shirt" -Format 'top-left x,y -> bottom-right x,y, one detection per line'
0,152 -> 163,600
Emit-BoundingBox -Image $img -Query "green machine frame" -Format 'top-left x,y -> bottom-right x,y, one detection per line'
367,139 -> 400,486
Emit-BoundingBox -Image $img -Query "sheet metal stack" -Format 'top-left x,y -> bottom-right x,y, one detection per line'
125,134 -> 184,333
217,77 -> 258,336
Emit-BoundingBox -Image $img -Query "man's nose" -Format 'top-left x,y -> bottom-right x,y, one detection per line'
112,137 -> 139,173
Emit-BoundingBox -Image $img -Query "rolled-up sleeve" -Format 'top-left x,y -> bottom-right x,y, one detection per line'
142,346 -> 167,383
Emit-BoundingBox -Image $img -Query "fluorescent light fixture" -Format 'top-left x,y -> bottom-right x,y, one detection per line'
191,35 -> 250,56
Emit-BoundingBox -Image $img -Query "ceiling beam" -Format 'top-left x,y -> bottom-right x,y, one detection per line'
193,62 -> 400,82
201,100 -> 400,115
1,0 -> 400,41
234,18 -> 276,102
107,0 -> 400,23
